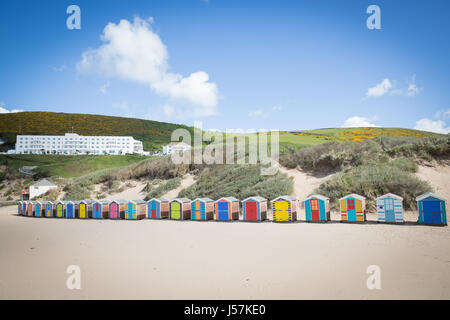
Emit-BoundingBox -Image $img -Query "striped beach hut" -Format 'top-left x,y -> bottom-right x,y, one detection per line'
191,198 -> 214,220
33,201 -> 44,217
339,194 -> 366,222
44,201 -> 54,217
77,200 -> 92,219
92,200 -> 109,219
169,198 -> 191,220
55,201 -> 65,218
17,201 -> 22,215
147,198 -> 169,219
376,193 -> 404,223
242,196 -> 267,222
215,197 -> 240,221
65,201 -> 76,218
109,200 -> 126,219
304,195 -> 330,222
22,201 -> 27,216
26,201 -> 34,216
125,200 -> 147,220
416,192 -> 447,226
271,196 -> 297,222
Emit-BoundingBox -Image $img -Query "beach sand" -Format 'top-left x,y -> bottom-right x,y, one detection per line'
1,205 -> 450,299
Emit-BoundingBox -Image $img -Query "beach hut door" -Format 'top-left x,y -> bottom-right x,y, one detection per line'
171,202 -> 181,219
423,200 -> 442,224
46,204 -> 52,217
110,203 -> 119,219
28,204 -> 33,216
274,201 -> 290,222
57,204 -> 63,217
151,201 -> 158,218
245,202 -> 258,221
218,202 -> 229,220
347,199 -> 356,221
384,198 -> 395,222
35,204 -> 41,217
80,204 -> 86,219
311,199 -> 320,221
127,203 -> 136,219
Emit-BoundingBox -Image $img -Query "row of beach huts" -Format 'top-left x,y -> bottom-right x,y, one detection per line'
17,192 -> 447,225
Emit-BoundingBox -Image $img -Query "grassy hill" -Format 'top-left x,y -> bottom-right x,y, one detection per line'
0,111 -> 194,152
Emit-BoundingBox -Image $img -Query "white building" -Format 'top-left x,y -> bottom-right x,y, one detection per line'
163,142 -> 192,155
15,133 -> 144,155
29,179 -> 57,199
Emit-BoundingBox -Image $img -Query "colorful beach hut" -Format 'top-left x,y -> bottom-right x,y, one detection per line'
416,192 -> 447,226
65,201 -> 76,218
55,201 -> 65,218
339,194 -> 366,222
304,195 -> 330,222
17,201 -> 22,215
242,196 -> 267,221
191,198 -> 214,220
91,200 -> 109,219
147,198 -> 169,219
215,197 -> 240,221
22,201 -> 27,216
376,193 -> 404,223
27,201 -> 34,216
109,200 -> 127,219
125,200 -> 146,220
169,198 -> 191,220
77,200 -> 92,219
271,196 -> 297,222
44,201 -> 54,217
32,201 -> 44,217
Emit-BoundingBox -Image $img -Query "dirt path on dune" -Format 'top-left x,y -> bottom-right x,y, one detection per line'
161,174 -> 196,199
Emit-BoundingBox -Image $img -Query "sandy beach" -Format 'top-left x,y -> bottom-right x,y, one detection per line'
1,205 -> 449,299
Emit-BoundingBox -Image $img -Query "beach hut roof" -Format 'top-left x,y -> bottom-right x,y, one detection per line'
215,197 -> 239,202
304,194 -> 330,202
416,192 -> 446,202
242,196 -> 267,202
131,200 -> 146,204
192,197 -> 214,203
148,198 -> 169,203
271,195 -> 297,202
338,193 -> 366,201
172,198 -> 191,203
111,199 -> 127,204
376,193 -> 403,201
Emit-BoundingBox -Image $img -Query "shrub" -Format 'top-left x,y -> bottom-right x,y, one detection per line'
178,164 -> 293,201
144,177 -> 182,200
315,162 -> 432,210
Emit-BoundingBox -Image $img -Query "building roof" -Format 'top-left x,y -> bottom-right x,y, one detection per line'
271,195 -> 297,202
216,197 -> 239,202
338,193 -> 366,201
416,192 -> 446,202
31,179 -> 57,187
242,196 -> 267,202
304,194 -> 330,202
376,193 -> 403,201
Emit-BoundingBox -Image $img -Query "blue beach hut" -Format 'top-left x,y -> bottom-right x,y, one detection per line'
416,192 -> 447,226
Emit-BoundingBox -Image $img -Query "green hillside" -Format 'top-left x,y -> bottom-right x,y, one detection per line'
0,111 -> 194,152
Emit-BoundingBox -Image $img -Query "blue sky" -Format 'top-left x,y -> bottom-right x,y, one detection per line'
0,0 -> 449,133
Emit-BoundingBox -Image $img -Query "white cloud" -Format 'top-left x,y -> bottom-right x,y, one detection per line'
0,102 -> 23,113
342,116 -> 378,128
78,17 -> 219,116
272,105 -> 282,111
407,83 -> 422,96
366,78 -> 392,97
414,118 -> 449,134
99,81 -> 110,94
52,65 -> 66,72
248,109 -> 268,118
